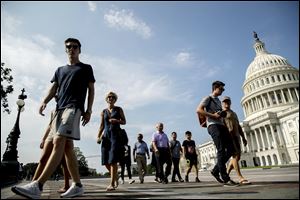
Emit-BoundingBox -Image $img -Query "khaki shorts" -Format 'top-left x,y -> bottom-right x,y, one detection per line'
48,107 -> 82,140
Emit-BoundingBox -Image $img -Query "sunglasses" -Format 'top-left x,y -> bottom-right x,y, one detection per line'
108,96 -> 115,99
66,45 -> 79,50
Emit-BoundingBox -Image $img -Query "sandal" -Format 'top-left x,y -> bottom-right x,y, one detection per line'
239,179 -> 251,185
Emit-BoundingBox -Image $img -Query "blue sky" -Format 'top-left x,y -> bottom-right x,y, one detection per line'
1,1 -> 299,173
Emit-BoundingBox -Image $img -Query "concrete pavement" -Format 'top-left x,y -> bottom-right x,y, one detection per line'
1,166 -> 299,199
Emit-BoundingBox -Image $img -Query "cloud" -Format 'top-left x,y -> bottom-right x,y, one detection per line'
1,31 -> 192,172
175,51 -> 193,66
104,8 -> 152,39
1,11 -> 22,34
32,34 -> 56,49
87,1 -> 97,12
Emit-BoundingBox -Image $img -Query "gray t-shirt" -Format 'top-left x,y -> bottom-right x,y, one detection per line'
199,95 -> 224,127
170,140 -> 181,159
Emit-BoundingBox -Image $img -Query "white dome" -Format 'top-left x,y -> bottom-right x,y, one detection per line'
246,53 -> 292,79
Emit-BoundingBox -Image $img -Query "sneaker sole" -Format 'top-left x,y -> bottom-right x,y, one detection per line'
11,186 -> 40,199
60,191 -> 84,198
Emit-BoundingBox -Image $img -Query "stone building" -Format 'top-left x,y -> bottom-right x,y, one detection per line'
198,33 -> 299,169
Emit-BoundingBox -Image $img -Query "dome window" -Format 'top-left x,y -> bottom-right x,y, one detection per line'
277,75 -> 281,82
282,74 -> 286,81
271,76 -> 275,83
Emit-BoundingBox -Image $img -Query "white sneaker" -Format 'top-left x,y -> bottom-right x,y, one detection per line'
60,182 -> 84,198
11,180 -> 42,199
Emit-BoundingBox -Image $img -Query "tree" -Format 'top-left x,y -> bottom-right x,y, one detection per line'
1,62 -> 14,114
74,147 -> 91,176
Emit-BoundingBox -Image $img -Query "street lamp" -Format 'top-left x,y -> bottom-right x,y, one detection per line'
1,88 -> 27,187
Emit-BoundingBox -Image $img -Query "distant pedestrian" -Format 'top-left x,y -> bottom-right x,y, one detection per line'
151,123 -> 172,184
222,96 -> 251,185
119,144 -> 135,184
182,131 -> 200,182
133,133 -> 150,184
169,132 -> 184,182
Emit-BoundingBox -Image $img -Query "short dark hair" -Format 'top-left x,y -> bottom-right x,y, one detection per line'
138,133 -> 143,139
185,131 -> 192,135
212,80 -> 225,92
64,38 -> 81,48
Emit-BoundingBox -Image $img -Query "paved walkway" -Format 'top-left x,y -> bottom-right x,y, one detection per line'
2,166 -> 299,199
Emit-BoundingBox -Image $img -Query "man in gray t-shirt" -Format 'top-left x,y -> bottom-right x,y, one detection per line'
169,132 -> 184,182
196,81 -> 235,186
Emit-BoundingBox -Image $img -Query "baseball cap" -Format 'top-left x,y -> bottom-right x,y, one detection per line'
222,96 -> 231,102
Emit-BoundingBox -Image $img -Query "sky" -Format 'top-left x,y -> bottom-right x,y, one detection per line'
1,1 -> 299,173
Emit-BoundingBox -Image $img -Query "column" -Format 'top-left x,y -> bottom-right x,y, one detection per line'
273,91 -> 279,105
281,89 -> 287,104
270,124 -> 278,149
294,88 -> 299,101
264,126 -> 271,149
267,92 -> 273,106
262,94 -> 268,107
245,132 -> 252,152
288,88 -> 294,103
250,132 -> 256,152
276,124 -> 285,147
258,127 -> 266,150
254,129 -> 261,151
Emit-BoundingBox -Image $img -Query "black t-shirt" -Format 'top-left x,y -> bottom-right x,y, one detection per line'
51,62 -> 95,112
182,140 -> 197,157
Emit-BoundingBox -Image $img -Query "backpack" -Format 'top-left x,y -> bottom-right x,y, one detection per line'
198,96 -> 212,128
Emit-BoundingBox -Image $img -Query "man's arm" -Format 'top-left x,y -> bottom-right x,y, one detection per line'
82,82 -> 95,126
39,82 -> 58,116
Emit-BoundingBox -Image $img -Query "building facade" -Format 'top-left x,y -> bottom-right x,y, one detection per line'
198,33 -> 299,169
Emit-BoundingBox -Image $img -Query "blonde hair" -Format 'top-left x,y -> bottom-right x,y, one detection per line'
105,91 -> 118,102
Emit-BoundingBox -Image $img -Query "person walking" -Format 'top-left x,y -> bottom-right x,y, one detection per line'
222,96 -> 251,185
12,38 -> 95,198
97,91 -> 126,191
119,144 -> 135,184
151,123 -> 172,184
133,133 -> 150,184
32,108 -> 71,193
196,80 -> 236,186
182,131 -> 200,183
169,132 -> 184,182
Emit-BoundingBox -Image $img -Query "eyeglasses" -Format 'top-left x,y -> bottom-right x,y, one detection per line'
108,96 -> 115,99
66,45 -> 79,50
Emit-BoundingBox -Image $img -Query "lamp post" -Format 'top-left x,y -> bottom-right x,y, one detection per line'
1,89 -> 27,187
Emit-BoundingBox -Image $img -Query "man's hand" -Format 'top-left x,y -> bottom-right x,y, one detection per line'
39,103 -> 47,116
82,112 -> 91,126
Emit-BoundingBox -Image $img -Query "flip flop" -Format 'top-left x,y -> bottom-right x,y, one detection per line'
239,179 -> 251,185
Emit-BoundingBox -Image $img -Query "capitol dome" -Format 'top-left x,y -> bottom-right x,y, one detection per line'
241,32 -> 299,120
245,37 -> 294,80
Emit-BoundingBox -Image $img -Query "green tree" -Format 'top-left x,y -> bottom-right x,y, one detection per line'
74,147 -> 90,176
1,62 -> 14,114
23,162 -> 38,180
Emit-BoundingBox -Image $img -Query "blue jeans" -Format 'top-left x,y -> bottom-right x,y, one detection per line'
208,124 -> 233,183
